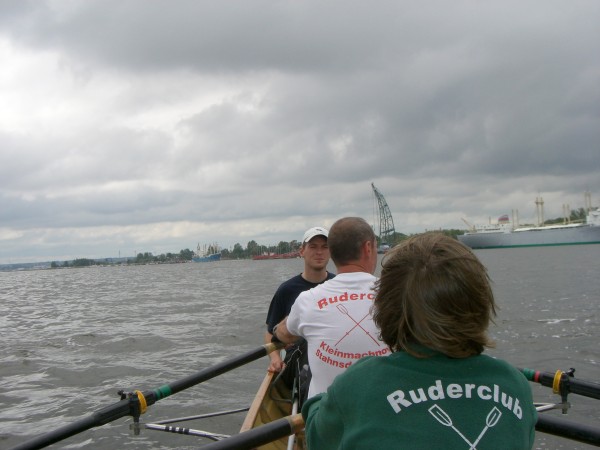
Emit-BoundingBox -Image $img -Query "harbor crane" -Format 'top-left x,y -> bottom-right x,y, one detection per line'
371,183 -> 396,247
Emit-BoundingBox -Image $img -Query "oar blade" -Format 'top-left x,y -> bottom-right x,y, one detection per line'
485,406 -> 502,428
428,404 -> 453,427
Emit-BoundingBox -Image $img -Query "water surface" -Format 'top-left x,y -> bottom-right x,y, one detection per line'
1,246 -> 598,449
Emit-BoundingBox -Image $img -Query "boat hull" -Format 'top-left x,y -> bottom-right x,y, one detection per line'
458,225 -> 600,249
252,252 -> 300,260
241,371 -> 303,449
192,253 -> 221,262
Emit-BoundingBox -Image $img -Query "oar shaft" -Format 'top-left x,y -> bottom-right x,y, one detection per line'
204,412 -> 600,449
200,414 -> 304,450
10,343 -> 282,450
10,399 -> 132,450
537,415 -> 600,446
521,368 -> 600,400
145,343 -> 282,405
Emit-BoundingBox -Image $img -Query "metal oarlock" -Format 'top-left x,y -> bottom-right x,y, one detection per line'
558,368 -> 575,414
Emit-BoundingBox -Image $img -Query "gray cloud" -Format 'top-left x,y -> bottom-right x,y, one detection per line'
1,0 -> 599,263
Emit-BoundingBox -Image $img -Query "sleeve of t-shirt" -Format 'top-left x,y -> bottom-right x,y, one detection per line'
286,291 -> 306,336
265,289 -> 285,332
302,387 -> 345,449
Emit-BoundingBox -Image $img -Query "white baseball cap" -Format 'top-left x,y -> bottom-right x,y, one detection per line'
303,227 -> 329,243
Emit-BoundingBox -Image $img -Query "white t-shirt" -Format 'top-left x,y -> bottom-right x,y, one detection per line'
286,272 -> 390,398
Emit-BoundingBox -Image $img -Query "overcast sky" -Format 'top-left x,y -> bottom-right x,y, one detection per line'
1,1 -> 599,263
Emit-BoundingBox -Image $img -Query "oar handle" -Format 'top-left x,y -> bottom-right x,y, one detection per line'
200,414 -> 304,450
521,368 -> 600,400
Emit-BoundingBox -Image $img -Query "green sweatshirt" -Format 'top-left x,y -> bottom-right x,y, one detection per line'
302,351 -> 537,449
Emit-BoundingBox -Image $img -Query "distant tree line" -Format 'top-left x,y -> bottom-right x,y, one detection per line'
50,249 -> 196,268
133,249 -> 194,264
47,231 -> 470,269
222,240 -> 301,259
50,210 -> 588,269
51,258 -> 98,268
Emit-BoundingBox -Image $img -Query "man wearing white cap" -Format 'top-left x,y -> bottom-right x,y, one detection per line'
265,226 -> 335,378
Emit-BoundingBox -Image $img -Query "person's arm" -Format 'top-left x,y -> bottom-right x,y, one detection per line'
264,330 -> 285,372
265,286 -> 288,372
272,317 -> 301,345
302,390 -> 344,449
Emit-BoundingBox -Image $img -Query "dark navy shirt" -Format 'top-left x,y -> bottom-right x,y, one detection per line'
265,272 -> 335,333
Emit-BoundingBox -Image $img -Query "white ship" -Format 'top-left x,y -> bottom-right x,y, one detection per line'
458,194 -> 600,249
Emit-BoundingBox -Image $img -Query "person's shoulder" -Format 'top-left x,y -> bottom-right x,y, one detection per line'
475,354 -> 528,381
343,270 -> 376,278
334,271 -> 377,283
475,353 -> 513,369
327,356 -> 386,391
354,355 -> 378,366
275,274 -> 304,291
344,355 -> 383,375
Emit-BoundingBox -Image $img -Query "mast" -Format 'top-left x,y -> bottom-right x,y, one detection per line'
584,191 -> 592,213
535,196 -> 545,227
371,183 -> 396,245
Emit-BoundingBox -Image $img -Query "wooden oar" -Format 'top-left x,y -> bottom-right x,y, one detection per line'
10,343 -> 283,450
200,414 -> 305,450
199,409 -> 600,449
521,367 -> 600,400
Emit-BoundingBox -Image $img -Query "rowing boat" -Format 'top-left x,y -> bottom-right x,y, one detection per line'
240,371 -> 305,449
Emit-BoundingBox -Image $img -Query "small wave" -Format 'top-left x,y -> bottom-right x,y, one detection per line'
536,318 -> 576,324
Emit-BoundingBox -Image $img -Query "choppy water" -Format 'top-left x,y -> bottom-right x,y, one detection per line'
1,246 -> 599,449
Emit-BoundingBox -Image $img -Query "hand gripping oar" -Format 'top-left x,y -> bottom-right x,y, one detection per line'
10,343 -> 284,450
199,413 -> 305,450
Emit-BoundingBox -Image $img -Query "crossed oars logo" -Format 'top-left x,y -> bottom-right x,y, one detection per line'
334,304 -> 381,346
429,404 -> 502,449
